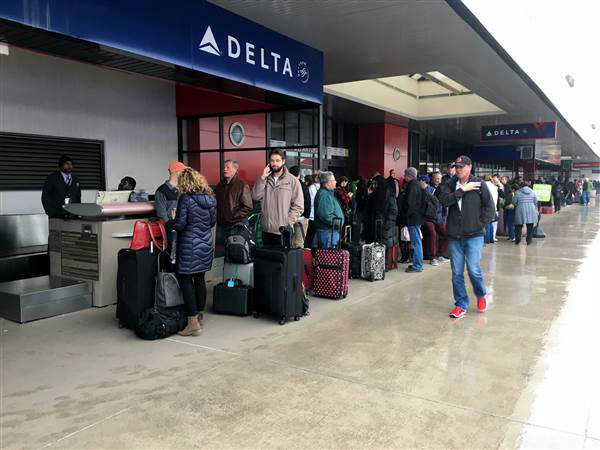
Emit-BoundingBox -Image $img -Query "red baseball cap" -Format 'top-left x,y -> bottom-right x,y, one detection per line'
454,155 -> 472,167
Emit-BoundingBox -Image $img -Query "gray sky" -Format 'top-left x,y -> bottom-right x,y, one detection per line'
463,0 -> 600,158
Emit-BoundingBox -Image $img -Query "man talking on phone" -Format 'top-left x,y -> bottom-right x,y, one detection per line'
251,149 -> 304,246
437,155 -> 495,319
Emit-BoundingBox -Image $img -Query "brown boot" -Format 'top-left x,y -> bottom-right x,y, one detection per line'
178,316 -> 201,336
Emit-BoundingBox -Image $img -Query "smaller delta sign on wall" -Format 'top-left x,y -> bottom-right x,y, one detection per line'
481,122 -> 557,142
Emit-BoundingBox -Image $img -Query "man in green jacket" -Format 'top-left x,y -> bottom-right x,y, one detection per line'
314,171 -> 344,248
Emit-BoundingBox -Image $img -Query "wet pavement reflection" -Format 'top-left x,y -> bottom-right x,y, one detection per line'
0,200 -> 598,448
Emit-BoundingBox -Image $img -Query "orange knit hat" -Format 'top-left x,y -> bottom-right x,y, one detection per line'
168,160 -> 186,173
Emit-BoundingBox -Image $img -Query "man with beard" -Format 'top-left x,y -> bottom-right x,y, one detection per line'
251,149 -> 304,246
42,155 -> 82,218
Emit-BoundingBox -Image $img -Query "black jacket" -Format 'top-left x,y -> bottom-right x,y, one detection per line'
502,183 -> 514,208
364,176 -> 398,246
301,182 -> 311,219
172,193 -> 217,275
437,175 -> 496,239
41,171 -> 82,218
401,179 -> 424,226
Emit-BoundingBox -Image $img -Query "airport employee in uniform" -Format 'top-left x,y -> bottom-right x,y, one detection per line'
41,155 -> 82,218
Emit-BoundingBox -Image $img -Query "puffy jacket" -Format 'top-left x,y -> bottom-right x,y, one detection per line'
437,175 -> 496,239
513,187 -> 538,225
365,183 -> 398,246
251,167 -> 304,234
314,187 -> 344,231
172,193 -> 217,274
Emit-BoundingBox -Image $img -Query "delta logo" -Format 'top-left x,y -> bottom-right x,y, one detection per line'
198,26 -> 310,84
485,128 -> 528,137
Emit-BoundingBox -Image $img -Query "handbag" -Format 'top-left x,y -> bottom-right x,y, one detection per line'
155,254 -> 184,308
400,226 -> 410,242
130,219 -> 167,251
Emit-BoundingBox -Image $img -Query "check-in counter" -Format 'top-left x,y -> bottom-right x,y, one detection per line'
49,202 -> 155,307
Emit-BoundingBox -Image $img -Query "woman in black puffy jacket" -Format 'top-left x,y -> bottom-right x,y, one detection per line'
364,175 -> 398,247
170,168 -> 216,336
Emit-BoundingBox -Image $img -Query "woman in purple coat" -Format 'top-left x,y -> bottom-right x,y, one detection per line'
170,168 -> 216,336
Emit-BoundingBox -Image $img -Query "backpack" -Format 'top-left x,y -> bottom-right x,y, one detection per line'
421,189 -> 440,222
225,222 -> 255,264
134,306 -> 187,340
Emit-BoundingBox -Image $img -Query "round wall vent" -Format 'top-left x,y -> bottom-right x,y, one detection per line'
229,122 -> 245,147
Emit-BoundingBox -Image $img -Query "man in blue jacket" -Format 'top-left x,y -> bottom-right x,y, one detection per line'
437,156 -> 496,319
314,171 -> 344,248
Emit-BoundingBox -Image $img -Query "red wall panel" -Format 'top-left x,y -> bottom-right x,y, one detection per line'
358,123 -> 385,179
223,114 -> 266,150
383,124 -> 409,178
358,123 -> 408,180
224,150 -> 266,185
176,84 -> 273,116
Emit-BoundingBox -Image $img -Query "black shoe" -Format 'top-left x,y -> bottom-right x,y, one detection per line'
515,239 -> 521,245
400,257 -> 410,264
405,267 -> 422,273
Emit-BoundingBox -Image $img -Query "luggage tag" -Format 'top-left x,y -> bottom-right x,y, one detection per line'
226,278 -> 235,288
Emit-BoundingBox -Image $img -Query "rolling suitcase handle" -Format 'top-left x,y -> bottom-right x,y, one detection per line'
331,217 -> 343,249
343,224 -> 352,244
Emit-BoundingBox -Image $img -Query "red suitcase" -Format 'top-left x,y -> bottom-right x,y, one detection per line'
302,249 -> 314,292
312,219 -> 349,300
386,244 -> 398,271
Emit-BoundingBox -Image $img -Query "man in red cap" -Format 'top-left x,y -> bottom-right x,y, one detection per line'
437,155 -> 495,318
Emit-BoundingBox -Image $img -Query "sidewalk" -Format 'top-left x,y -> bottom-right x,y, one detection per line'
1,201 -> 599,449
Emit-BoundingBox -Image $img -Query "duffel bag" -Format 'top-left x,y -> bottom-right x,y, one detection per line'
134,306 -> 187,340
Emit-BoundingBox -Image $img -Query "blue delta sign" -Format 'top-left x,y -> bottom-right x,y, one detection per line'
481,122 -> 557,142
0,0 -> 323,104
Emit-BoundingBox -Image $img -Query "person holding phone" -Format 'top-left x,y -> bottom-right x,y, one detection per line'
437,156 -> 496,319
251,149 -> 304,246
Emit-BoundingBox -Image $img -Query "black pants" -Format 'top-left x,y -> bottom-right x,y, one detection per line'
178,272 -> 206,316
304,220 -> 317,248
553,196 -> 561,213
515,224 -> 534,244
262,232 -> 282,246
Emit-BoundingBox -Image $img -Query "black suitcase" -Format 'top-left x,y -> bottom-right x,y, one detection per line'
213,282 -> 253,316
116,249 -> 159,329
252,246 -> 303,325
342,226 -> 362,279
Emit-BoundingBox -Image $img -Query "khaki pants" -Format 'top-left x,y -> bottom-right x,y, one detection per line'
293,218 -> 308,248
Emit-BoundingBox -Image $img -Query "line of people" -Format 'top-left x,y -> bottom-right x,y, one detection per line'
156,151 -> 595,333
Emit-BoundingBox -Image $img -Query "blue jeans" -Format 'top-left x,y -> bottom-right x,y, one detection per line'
484,223 -> 494,243
317,229 -> 340,248
583,191 -> 590,205
504,209 -> 515,240
449,236 -> 487,310
408,225 -> 423,271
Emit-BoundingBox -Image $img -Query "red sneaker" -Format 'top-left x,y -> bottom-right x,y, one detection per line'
477,297 -> 487,312
449,307 -> 466,319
